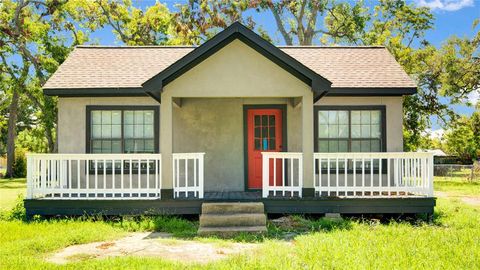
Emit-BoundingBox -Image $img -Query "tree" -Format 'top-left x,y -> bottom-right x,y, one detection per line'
0,0 -> 92,176
173,0 -> 271,45
89,0 -> 173,45
175,0 -> 479,151
444,115 -> 479,161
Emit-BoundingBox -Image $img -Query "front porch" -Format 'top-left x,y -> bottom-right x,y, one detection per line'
25,152 -> 435,215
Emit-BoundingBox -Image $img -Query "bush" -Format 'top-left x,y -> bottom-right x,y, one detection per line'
0,195 -> 26,221
12,149 -> 27,178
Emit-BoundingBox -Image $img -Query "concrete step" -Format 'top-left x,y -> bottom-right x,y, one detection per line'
202,202 -> 264,214
198,226 -> 267,236
200,213 -> 266,227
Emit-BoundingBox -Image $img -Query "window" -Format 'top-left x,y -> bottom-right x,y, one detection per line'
254,115 -> 276,151
315,106 -> 385,153
88,107 -> 159,154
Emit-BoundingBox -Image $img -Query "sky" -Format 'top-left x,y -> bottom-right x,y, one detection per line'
87,0 -> 479,134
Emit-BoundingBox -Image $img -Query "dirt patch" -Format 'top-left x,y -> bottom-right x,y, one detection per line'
435,191 -> 480,207
47,232 -> 257,264
461,197 -> 480,206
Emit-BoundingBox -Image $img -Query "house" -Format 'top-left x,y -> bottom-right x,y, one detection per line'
24,22 -> 435,217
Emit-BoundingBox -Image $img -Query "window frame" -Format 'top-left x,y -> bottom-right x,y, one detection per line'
85,106 -> 159,174
313,105 -> 387,153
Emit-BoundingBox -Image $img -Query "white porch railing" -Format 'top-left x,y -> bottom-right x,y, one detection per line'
314,152 -> 434,197
262,152 -> 303,198
26,154 -> 162,199
172,153 -> 205,199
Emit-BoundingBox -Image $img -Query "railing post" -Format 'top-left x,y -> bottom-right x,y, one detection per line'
428,154 -> 434,197
299,154 -> 303,197
26,155 -> 33,199
199,154 -> 204,199
262,153 -> 268,198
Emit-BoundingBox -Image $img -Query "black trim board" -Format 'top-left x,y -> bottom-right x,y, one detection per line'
142,22 -> 332,99
327,87 -> 417,96
243,105 -> 287,192
24,197 -> 435,216
44,87 -> 147,97
85,105 -> 160,154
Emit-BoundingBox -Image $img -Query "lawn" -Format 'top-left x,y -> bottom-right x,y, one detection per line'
0,178 -> 25,211
0,177 -> 479,269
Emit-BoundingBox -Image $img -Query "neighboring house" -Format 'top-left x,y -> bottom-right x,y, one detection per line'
25,22 -> 435,216
418,149 -> 447,157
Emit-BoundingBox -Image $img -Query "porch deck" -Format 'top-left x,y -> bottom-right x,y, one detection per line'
24,192 -> 435,216
24,152 -> 436,216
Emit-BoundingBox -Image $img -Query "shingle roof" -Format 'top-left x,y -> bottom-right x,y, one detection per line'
43,45 -> 416,90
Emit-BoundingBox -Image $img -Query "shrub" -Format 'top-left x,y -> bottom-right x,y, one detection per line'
0,195 -> 26,221
12,149 -> 27,178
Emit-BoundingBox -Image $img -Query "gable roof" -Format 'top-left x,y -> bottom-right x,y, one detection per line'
141,22 -> 332,100
43,24 -> 417,99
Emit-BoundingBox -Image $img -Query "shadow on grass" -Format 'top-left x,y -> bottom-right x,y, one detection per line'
0,178 -> 26,189
2,197 -> 444,244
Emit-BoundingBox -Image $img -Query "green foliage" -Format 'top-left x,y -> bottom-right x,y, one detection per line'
12,148 -> 26,178
16,128 -> 49,153
444,112 -> 480,161
78,0 -> 173,45
111,216 -> 198,238
0,195 -> 26,221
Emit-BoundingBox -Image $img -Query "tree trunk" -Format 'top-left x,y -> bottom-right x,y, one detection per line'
6,89 -> 19,178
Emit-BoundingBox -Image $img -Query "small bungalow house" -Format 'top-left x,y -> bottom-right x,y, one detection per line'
25,22 -> 435,218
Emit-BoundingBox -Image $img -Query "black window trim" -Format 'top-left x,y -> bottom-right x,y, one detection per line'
85,105 -> 160,174
313,105 -> 387,153
314,105 -> 387,174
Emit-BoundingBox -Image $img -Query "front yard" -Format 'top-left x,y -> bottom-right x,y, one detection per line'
0,177 -> 479,269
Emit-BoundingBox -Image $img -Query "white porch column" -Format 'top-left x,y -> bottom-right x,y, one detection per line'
160,94 -> 173,198
302,93 -> 315,197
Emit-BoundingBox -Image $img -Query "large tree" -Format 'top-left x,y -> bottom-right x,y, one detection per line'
175,0 -> 479,150
0,0 -> 92,176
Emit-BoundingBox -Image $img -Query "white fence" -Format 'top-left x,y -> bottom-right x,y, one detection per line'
172,153 -> 205,199
262,152 -> 303,198
26,154 -> 162,199
314,152 -> 434,197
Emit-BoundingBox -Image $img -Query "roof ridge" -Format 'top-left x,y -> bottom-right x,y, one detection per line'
75,45 -> 197,49
278,45 -> 385,48
75,45 -> 385,49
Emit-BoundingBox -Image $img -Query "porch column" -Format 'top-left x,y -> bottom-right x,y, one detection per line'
160,95 -> 174,198
302,93 -> 315,197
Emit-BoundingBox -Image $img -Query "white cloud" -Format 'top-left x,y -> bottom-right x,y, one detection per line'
416,0 -> 474,11
422,128 -> 445,140
466,90 -> 479,106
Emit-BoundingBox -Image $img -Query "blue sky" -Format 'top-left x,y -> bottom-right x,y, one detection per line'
88,0 -> 479,132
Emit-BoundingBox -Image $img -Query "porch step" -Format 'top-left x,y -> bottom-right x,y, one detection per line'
202,202 -> 265,214
198,202 -> 267,235
198,226 -> 267,237
200,213 -> 266,227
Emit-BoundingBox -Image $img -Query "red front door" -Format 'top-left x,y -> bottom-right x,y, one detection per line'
247,108 -> 283,189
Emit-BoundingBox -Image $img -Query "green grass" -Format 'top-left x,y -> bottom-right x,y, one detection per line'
434,174 -> 480,196
0,178 -> 26,210
0,177 -> 479,269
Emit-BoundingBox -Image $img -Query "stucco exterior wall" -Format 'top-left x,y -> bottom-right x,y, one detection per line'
173,98 -> 302,192
57,97 -> 159,153
161,39 -> 313,191
55,39 -> 405,194
315,96 -> 404,152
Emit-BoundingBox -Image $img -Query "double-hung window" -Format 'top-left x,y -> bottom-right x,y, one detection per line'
314,106 -> 386,171
87,106 -> 159,172
315,106 -> 385,153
